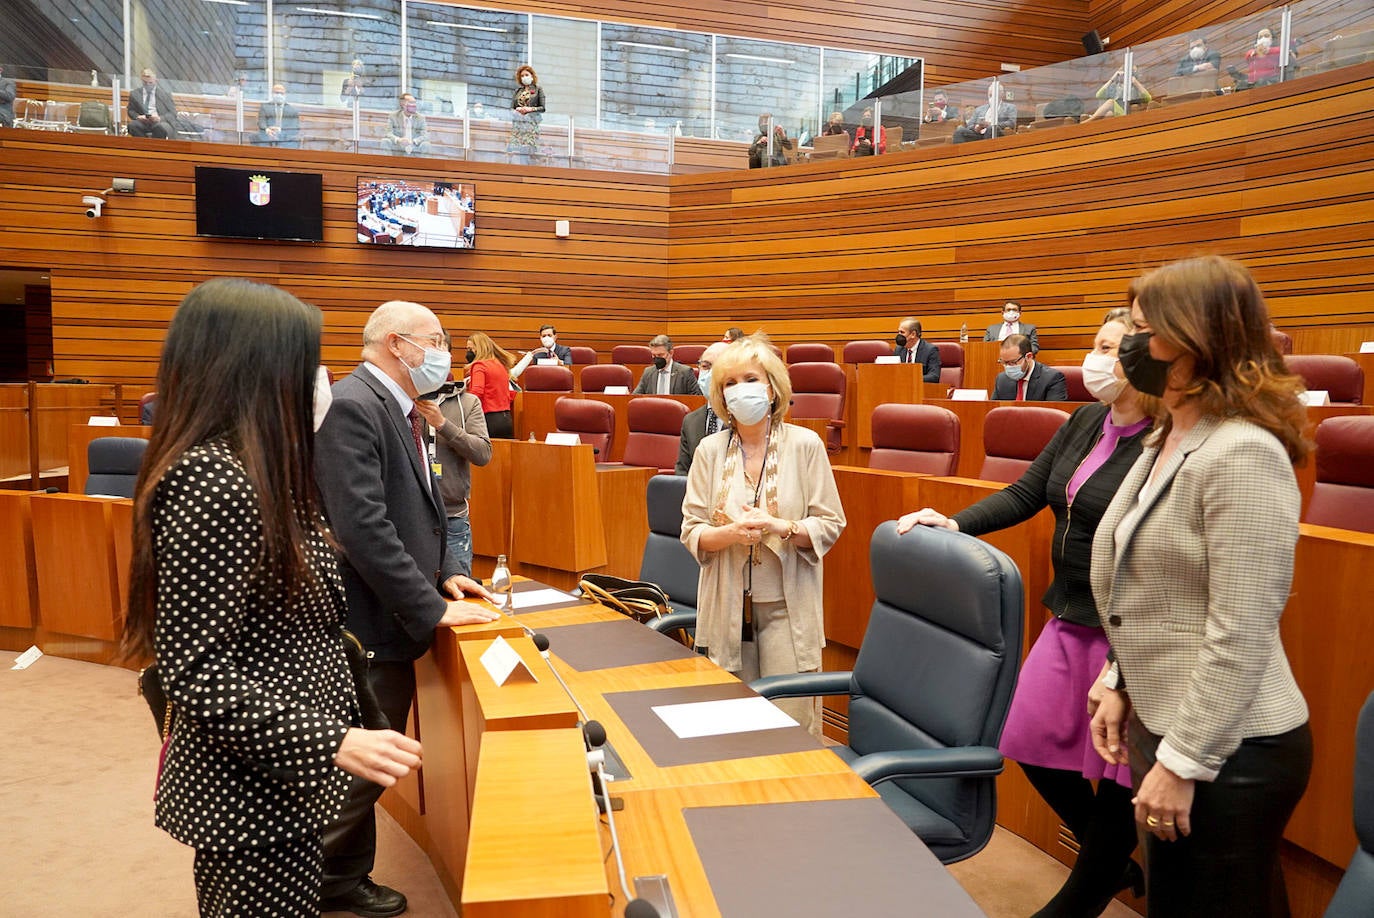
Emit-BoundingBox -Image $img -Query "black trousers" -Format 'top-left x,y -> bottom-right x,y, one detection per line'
320,661 -> 416,897
485,409 -> 514,440
1127,712 -> 1313,918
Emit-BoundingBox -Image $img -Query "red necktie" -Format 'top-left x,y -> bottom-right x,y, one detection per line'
1016,377 -> 1027,401
407,407 -> 427,467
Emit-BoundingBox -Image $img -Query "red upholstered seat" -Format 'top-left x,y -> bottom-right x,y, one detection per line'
579,364 -> 633,393
979,406 -> 1070,483
623,397 -> 690,472
788,361 -> 847,452
673,344 -> 707,365
869,404 -> 961,475
1305,415 -> 1374,533
786,343 -> 837,364
1054,365 -> 1091,402
612,345 -> 654,364
553,397 -> 616,459
1285,355 -> 1364,404
521,364 -> 574,392
843,340 -> 891,363
568,346 -> 599,365
933,342 -> 964,389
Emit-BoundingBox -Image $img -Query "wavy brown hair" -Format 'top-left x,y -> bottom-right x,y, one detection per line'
467,330 -> 514,368
120,279 -> 330,662
515,64 -> 537,85
1128,256 -> 1310,463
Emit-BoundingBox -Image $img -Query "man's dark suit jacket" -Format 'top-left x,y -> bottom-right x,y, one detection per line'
676,405 -> 713,475
314,366 -> 460,662
634,361 -> 699,395
894,338 -> 942,383
983,321 -> 1040,353
0,76 -> 15,128
255,101 -> 301,145
992,361 -> 1069,401
534,343 -> 573,364
127,85 -> 178,128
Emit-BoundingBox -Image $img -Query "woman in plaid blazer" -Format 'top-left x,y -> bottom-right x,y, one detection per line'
1087,257 -> 1312,917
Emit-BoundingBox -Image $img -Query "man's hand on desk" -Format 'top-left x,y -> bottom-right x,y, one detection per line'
443,573 -> 495,603
439,599 -> 501,626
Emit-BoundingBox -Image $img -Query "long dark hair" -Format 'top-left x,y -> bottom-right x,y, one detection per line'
1129,256 -> 1310,463
120,278 -> 328,662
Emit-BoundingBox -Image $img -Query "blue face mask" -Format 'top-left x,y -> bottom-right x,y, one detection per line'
697,366 -> 711,395
724,381 -> 772,426
400,336 -> 452,396
1003,360 -> 1027,381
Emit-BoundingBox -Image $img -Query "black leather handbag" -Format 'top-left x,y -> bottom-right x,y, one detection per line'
577,573 -> 671,623
138,628 -> 387,741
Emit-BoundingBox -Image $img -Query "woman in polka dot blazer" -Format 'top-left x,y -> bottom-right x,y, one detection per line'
121,278 -> 424,917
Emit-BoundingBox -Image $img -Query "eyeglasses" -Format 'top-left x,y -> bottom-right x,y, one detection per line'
400,332 -> 446,350
998,355 -> 1028,367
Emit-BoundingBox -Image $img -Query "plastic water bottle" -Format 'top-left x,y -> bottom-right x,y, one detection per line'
960,322 -> 969,343
491,554 -> 512,611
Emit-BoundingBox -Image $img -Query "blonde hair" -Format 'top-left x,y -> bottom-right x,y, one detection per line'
467,331 -> 514,367
708,333 -> 792,428
1128,256 -> 1309,463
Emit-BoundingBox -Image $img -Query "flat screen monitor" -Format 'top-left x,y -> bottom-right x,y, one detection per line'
194,166 -> 324,242
356,178 -> 476,249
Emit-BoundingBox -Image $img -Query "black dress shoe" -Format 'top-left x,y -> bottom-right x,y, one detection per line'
321,877 -> 408,917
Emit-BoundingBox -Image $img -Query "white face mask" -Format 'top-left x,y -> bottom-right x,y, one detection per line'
312,365 -> 333,432
1003,312 -> 1019,324
540,335 -> 556,348
399,336 -> 452,396
521,74 -> 534,85
1082,351 -> 1127,404
1190,46 -> 1205,60
697,366 -> 712,395
724,381 -> 771,426
1257,37 -> 1272,50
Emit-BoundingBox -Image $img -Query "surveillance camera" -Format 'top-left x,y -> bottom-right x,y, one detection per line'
82,195 -> 105,218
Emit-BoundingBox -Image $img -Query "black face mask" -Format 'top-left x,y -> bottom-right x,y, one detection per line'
653,356 -> 668,370
1117,331 -> 1172,397
894,334 -> 908,348
464,349 -> 476,364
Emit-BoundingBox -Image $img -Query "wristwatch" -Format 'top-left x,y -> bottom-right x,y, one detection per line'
780,520 -> 800,541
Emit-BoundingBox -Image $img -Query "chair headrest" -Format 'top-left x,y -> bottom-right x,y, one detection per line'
673,345 -> 706,364
579,364 -> 633,391
984,406 -> 1069,460
522,365 -> 574,391
568,346 -> 599,365
1053,365 -> 1091,402
842,340 -> 892,363
646,474 -> 689,534
871,404 -> 960,452
785,343 -> 836,364
1316,415 -> 1374,486
787,361 -> 846,394
554,396 -> 615,432
87,437 -> 149,476
1286,355 -> 1364,404
612,345 -> 654,364
932,342 -> 964,367
628,397 -> 690,433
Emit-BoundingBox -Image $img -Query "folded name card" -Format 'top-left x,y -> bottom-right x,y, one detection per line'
479,635 -> 538,686
873,355 -> 900,364
950,389 -> 989,401
603,385 -> 630,395
544,432 -> 582,446
1299,390 -> 1330,406
88,416 -> 119,426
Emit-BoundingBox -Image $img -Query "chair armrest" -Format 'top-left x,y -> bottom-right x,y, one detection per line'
850,747 -> 1004,785
646,610 -> 696,634
751,671 -> 852,699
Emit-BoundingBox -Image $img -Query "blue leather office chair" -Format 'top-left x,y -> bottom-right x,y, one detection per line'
1325,690 -> 1374,917
639,474 -> 699,645
754,520 -> 1024,864
85,437 -> 149,498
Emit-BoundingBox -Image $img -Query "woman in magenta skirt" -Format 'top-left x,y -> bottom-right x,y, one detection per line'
898,310 -> 1151,917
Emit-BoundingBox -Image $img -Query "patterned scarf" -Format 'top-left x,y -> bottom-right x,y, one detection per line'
710,422 -> 781,558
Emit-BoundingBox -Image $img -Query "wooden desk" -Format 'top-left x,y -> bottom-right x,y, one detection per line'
852,364 -> 946,449
595,465 -> 657,578
963,341 -> 1005,395
0,384 -> 31,483
0,492 -> 38,629
29,493 -> 124,643
67,423 -> 150,494
517,392 -> 705,463
469,439 -> 512,560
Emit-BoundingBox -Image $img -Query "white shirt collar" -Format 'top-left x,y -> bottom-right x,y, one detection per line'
363,361 -> 414,416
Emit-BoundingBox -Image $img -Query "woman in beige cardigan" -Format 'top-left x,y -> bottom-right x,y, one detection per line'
681,335 -> 845,735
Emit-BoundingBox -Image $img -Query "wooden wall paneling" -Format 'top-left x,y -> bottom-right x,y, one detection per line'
1088,0 -> 1278,53
667,66 -> 1374,350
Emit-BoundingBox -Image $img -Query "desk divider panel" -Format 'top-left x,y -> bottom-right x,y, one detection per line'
509,440 -> 607,576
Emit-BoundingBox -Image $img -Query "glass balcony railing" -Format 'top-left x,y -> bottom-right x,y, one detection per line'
2,0 -> 1370,171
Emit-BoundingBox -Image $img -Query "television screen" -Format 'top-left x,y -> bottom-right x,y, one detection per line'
356,178 -> 476,248
194,166 -> 324,242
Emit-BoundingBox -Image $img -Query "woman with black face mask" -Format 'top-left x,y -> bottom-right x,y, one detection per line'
1090,256 -> 1312,917
463,331 -> 516,439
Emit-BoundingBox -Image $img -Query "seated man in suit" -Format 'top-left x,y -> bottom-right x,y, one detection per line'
634,334 -> 699,395
254,84 -> 300,147
1176,35 -> 1222,77
894,317 -> 942,383
982,300 -> 1040,353
127,68 -> 178,139
510,323 -> 573,380
993,334 -> 1067,401
676,342 -> 728,475
383,93 -> 430,156
952,85 -> 1017,143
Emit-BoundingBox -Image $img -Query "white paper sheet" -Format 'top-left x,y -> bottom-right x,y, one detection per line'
509,587 -> 578,609
651,696 -> 799,739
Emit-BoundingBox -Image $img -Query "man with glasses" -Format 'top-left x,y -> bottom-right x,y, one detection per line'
993,333 -> 1067,401
676,341 -> 728,475
314,300 -> 499,917
127,68 -> 177,139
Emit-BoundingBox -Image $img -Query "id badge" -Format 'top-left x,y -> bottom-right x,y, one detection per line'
431,461 -> 443,478
740,590 -> 754,642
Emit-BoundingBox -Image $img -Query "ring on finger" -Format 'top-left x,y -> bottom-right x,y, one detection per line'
1145,816 -> 1160,827
1162,820 -> 1175,827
